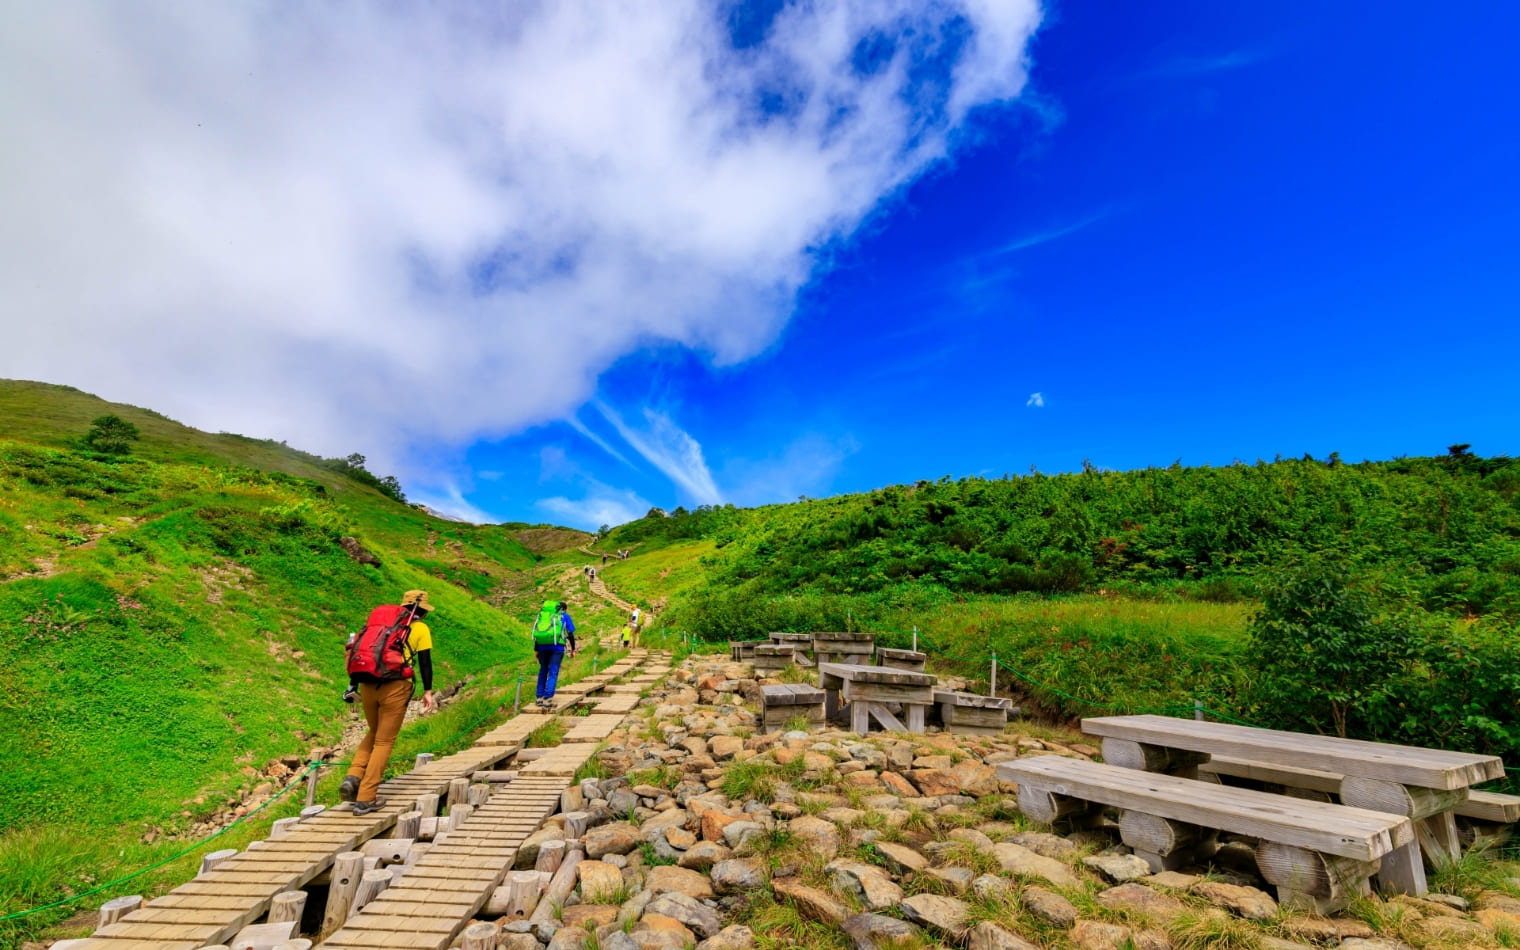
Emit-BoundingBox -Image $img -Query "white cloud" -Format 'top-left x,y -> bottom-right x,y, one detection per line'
566,414 -> 633,469
1026,392 -> 1045,407
408,483 -> 502,525
594,402 -> 721,505
724,434 -> 860,506
539,485 -> 653,532
0,2 -> 1043,477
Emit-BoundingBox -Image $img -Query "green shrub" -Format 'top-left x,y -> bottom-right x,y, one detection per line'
84,414 -> 139,455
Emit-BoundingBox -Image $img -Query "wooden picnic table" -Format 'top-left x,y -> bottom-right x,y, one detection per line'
1083,714 -> 1505,895
818,662 -> 935,735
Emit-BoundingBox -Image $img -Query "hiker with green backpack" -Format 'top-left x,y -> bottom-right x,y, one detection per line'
532,599 -> 574,709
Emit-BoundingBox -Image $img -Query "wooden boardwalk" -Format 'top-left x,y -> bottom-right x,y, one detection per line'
64,650 -> 671,950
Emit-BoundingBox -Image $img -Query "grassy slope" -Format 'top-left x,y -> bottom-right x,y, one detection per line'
0,380 -> 606,938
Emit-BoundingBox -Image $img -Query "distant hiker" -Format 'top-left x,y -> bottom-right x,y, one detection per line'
561,602 -> 578,658
601,554 -> 607,566
532,600 -> 573,708
620,623 -> 632,648
340,589 -> 436,815
630,606 -> 641,628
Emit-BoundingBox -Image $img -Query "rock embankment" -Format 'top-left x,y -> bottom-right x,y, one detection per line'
467,655 -> 1520,950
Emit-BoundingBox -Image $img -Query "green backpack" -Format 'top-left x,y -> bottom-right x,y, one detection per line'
531,601 -> 565,647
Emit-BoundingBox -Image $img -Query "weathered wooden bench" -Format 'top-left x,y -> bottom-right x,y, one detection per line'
933,689 -> 1013,735
998,755 -> 1413,913
876,647 -> 928,672
818,662 -> 935,735
729,641 -> 760,661
752,643 -> 797,671
812,632 -> 875,666
760,684 -> 827,732
1083,714 -> 1504,895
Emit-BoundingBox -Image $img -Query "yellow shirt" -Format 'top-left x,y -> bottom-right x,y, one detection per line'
409,620 -> 433,652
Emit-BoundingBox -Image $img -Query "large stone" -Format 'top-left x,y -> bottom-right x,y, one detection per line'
710,736 -> 745,761
1415,916 -> 1494,944
927,865 -> 975,894
562,904 -> 618,930
948,828 -> 996,852
899,893 -> 971,937
641,808 -> 689,841
665,827 -> 697,850
1022,886 -> 1078,927
1008,831 -> 1078,858
632,913 -> 697,950
1094,883 -> 1186,920
710,857 -> 768,895
647,892 -> 723,939
878,771 -> 920,798
578,860 -> 625,902
1083,853 -> 1153,884
789,816 -> 841,859
826,858 -> 903,911
516,826 -> 567,869
772,877 -> 849,924
586,823 -> 643,858
909,768 -> 960,797
721,820 -> 763,850
546,926 -> 589,950
967,922 -> 1041,950
644,865 -> 715,900
678,840 -> 731,871
697,925 -> 757,950
992,842 -> 1079,887
872,841 -> 927,876
951,760 -> 999,796
702,810 -> 743,842
841,913 -> 923,950
1070,920 -> 1135,950
972,874 -> 1012,902
1282,916 -> 1374,942
1191,881 -> 1278,921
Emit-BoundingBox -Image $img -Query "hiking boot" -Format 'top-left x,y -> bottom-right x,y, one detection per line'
351,798 -> 385,816
338,775 -> 359,803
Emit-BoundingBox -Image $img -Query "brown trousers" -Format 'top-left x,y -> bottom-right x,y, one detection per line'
346,678 -> 413,802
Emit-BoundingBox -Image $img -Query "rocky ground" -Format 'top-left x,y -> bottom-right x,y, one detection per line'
485,653 -> 1520,950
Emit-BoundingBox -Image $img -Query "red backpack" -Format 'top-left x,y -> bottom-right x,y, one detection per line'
346,603 -> 417,682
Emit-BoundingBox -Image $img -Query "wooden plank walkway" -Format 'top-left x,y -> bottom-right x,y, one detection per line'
73,746 -> 516,950
591,693 -> 641,714
560,715 -> 625,744
322,776 -> 569,950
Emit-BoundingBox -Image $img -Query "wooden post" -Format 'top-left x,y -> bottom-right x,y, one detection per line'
503,869 -> 542,918
912,626 -> 917,653
536,839 -> 566,874
200,849 -> 237,876
415,752 -> 434,769
351,869 -> 392,916
449,803 -> 473,831
447,777 -> 470,807
528,848 -> 582,926
321,852 -> 365,935
467,784 -> 492,807
460,922 -> 498,950
562,811 -> 589,837
513,675 -> 523,715
98,895 -> 142,927
269,890 -> 307,925
989,653 -> 997,699
304,765 -> 319,809
850,700 -> 870,736
270,817 -> 301,840
300,804 -> 326,819
1194,700 -> 1204,722
393,810 -> 421,840
415,791 -> 441,817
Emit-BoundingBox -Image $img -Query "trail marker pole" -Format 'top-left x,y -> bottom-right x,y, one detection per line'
1195,700 -> 1204,722
989,653 -> 997,699
912,626 -> 917,653
305,763 -> 320,809
513,675 -> 523,716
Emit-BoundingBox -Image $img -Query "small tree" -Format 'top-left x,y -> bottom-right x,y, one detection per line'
1247,559 -> 1416,738
85,414 -> 140,455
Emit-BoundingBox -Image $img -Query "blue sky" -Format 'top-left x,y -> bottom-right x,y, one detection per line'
5,2 -> 1516,529
459,1 -> 1520,527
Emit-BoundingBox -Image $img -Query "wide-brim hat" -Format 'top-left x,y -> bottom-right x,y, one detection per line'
401,589 -> 434,612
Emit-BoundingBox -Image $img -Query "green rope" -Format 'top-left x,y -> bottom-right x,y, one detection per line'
0,760 -> 320,924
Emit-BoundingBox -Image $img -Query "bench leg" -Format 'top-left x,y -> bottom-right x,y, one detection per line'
824,688 -> 845,725
1416,812 -> 1461,867
1119,812 -> 1210,872
1258,841 -> 1378,915
1100,738 -> 1210,777
1018,785 -> 1092,826
1375,841 -> 1428,896
867,703 -> 907,732
905,703 -> 925,733
850,701 -> 870,736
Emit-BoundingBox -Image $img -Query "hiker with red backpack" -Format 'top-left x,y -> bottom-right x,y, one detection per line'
339,589 -> 436,815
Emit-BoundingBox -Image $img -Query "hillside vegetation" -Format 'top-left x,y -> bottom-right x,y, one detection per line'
600,451 -> 1520,763
0,380 -> 628,939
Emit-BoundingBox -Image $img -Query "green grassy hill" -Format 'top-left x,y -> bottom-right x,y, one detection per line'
0,380 -> 628,941
598,450 -> 1520,763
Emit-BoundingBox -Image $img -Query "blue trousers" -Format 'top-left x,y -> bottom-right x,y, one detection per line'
535,645 -> 565,699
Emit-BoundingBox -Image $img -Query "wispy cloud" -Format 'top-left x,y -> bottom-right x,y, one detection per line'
567,414 -> 633,468
538,483 -> 652,532
1027,392 -> 1045,408
1139,49 -> 1268,80
408,483 -> 502,525
989,210 -> 1110,257
594,402 -> 721,505
723,434 -> 860,507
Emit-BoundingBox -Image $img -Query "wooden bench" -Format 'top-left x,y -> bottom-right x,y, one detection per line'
818,662 -> 935,735
752,643 -> 797,671
812,632 -> 875,666
729,641 -> 760,661
1083,714 -> 1504,895
998,756 -> 1413,913
876,647 -> 928,672
933,689 -> 1013,735
760,684 -> 826,732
